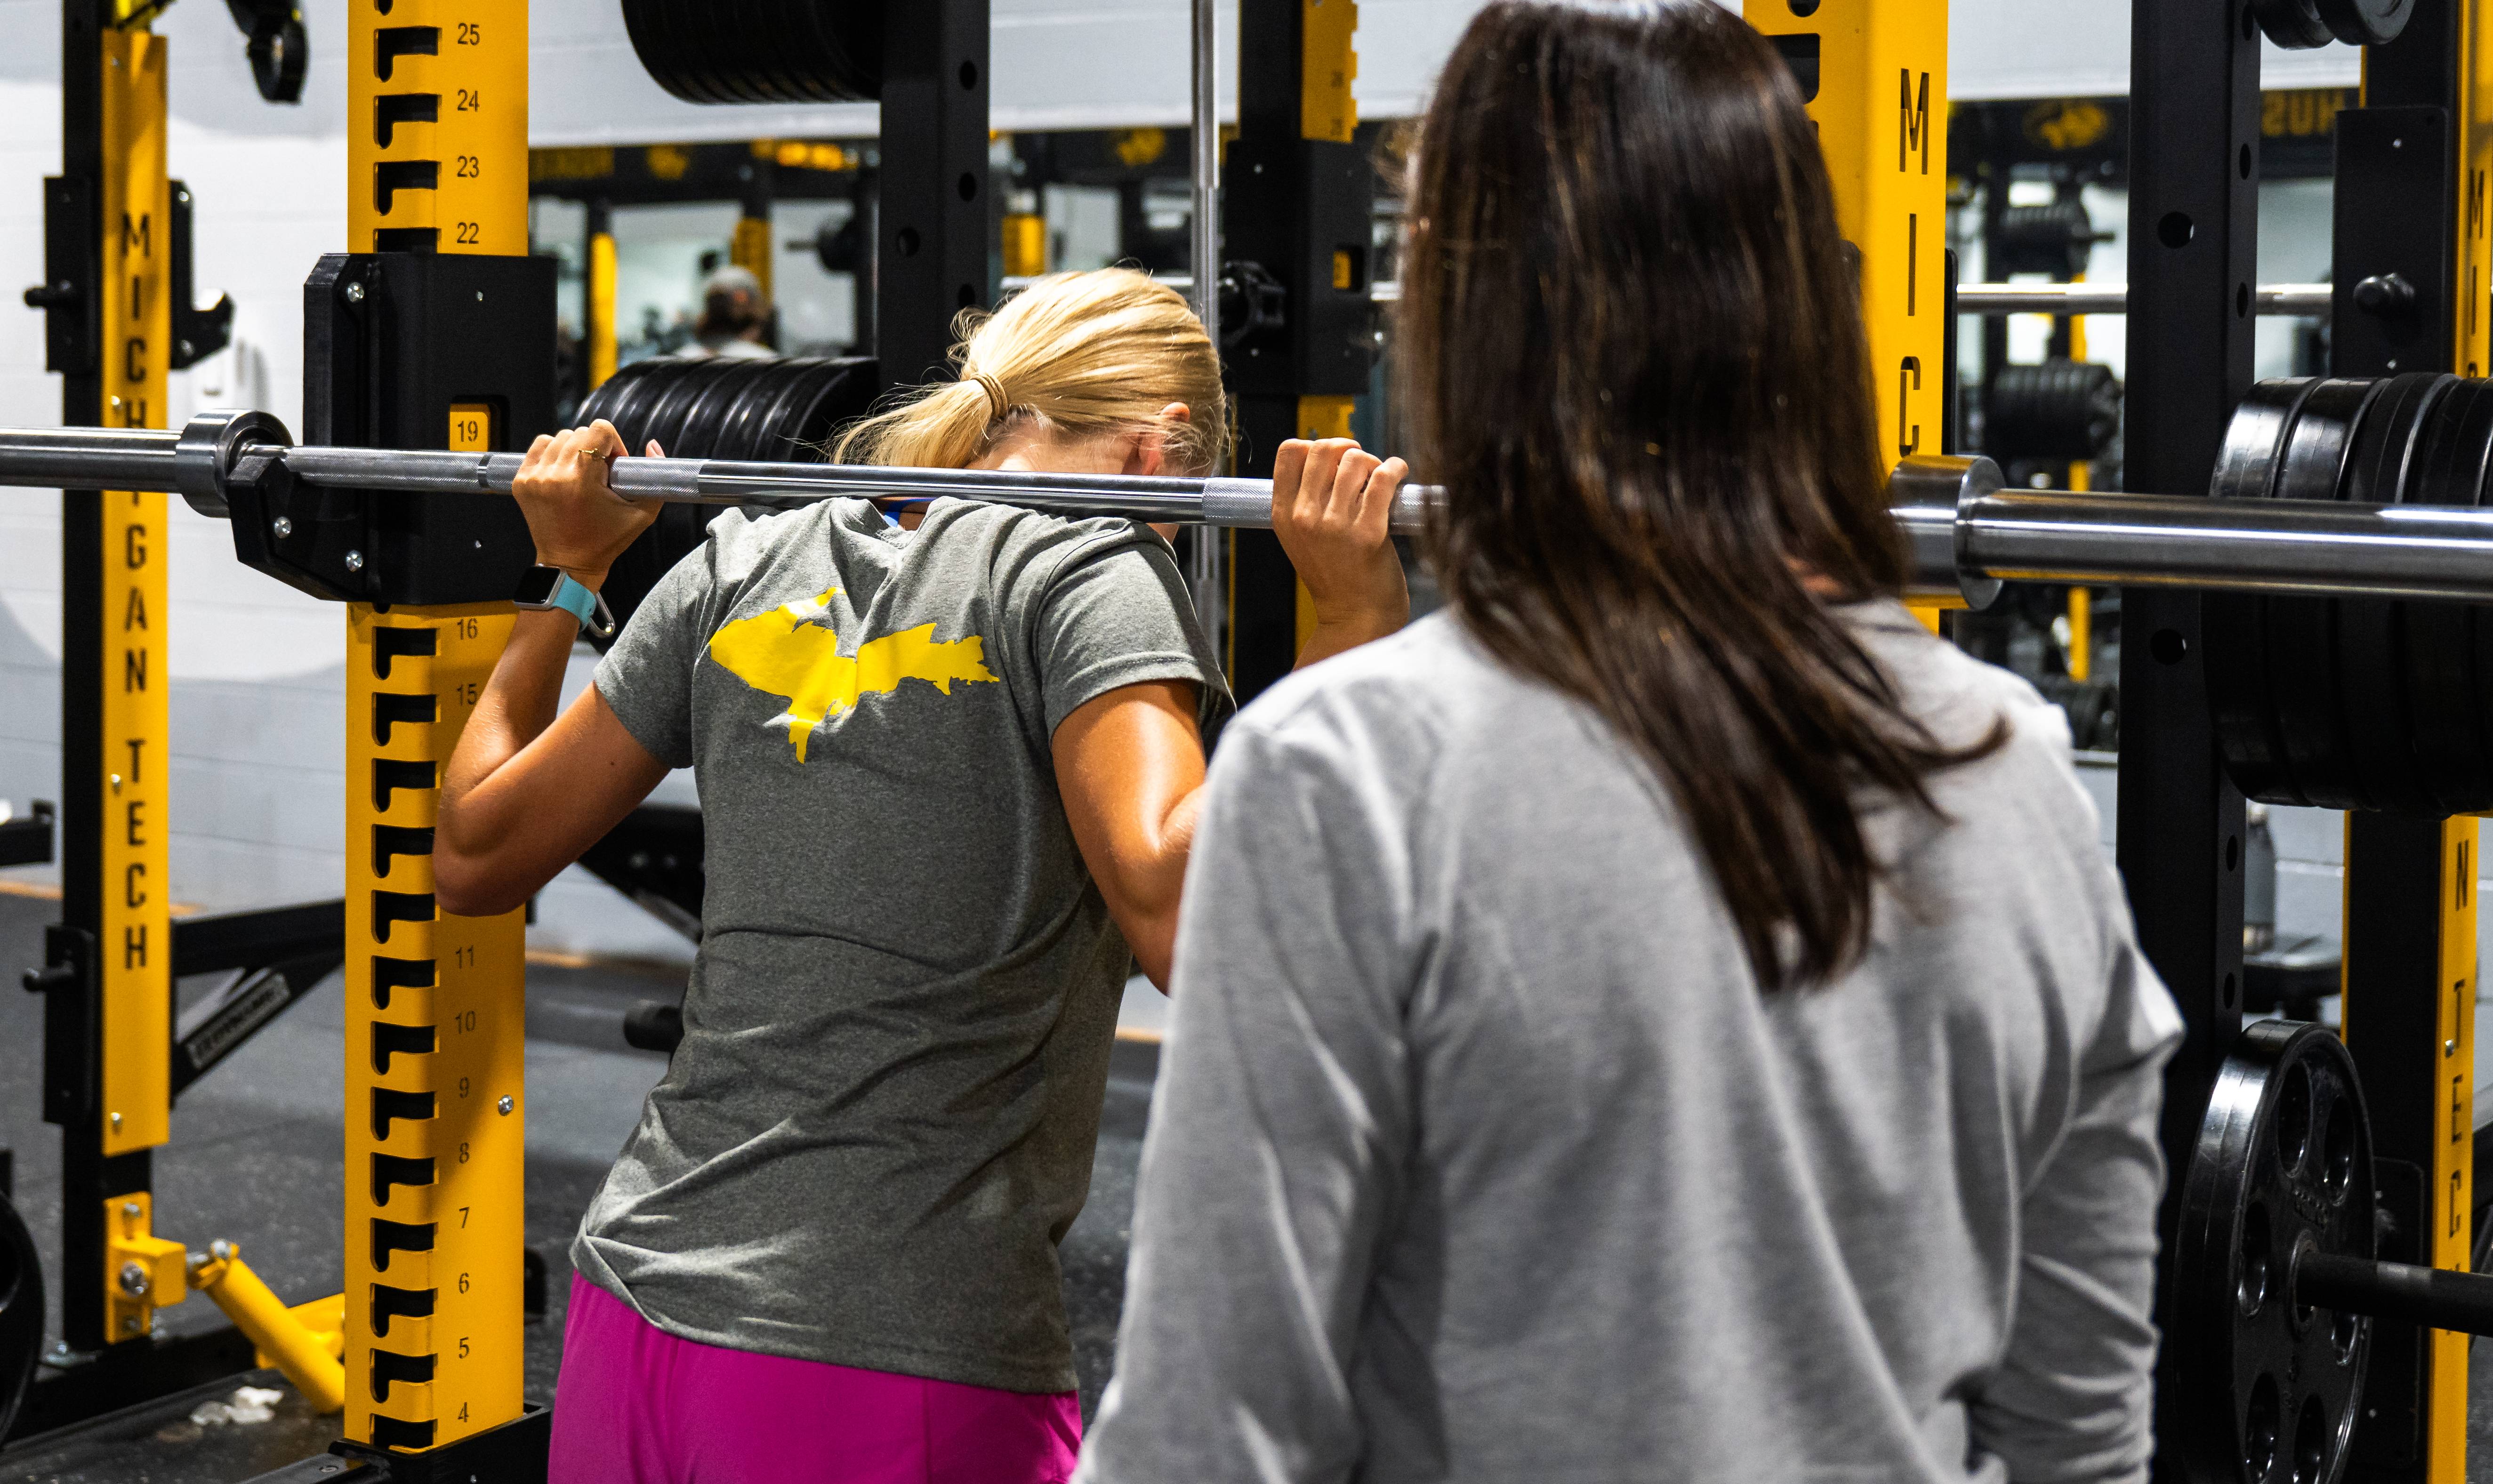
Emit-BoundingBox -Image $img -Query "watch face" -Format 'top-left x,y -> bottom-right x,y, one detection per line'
514,566 -> 564,606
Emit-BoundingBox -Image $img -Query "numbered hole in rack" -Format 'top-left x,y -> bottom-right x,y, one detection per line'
958,60 -> 979,89
2158,211 -> 2195,249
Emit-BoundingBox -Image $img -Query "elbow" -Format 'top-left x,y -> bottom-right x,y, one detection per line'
431,805 -> 532,919
431,848 -> 522,920
1125,903 -> 1181,993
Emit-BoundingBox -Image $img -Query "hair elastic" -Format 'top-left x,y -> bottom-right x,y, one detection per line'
971,372 -> 1010,422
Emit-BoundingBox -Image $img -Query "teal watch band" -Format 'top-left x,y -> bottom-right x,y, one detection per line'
546,572 -> 601,629
516,567 -> 618,641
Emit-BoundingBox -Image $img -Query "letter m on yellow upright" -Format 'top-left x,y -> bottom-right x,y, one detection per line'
1899,68 -> 1930,173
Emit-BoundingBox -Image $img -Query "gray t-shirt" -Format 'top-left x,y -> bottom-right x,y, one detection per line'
581,496 -> 1226,1394
1079,604 -> 2183,1484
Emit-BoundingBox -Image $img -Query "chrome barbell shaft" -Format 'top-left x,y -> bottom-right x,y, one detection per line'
9,423 -> 2493,607
1955,282 -> 2332,318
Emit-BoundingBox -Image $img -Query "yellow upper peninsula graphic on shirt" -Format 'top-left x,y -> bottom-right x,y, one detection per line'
706,588 -> 998,762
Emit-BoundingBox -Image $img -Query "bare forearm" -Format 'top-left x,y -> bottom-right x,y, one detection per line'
446,612 -> 574,789
1295,610 -> 1402,671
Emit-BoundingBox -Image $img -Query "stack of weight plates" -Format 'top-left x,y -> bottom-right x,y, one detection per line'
578,356 -> 881,649
621,0 -> 881,104
2204,373 -> 2493,814
1985,360 -> 2121,464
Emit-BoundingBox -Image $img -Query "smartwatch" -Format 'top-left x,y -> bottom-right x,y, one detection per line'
514,565 -> 618,641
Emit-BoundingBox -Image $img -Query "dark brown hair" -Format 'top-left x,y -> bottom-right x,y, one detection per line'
1400,0 -> 2002,991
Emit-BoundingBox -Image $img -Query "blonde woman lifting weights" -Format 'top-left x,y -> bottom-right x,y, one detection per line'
431,269 -> 1411,1484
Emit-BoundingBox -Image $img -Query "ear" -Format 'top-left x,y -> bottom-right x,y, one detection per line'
1122,403 -> 1194,478
1123,404 -> 1193,478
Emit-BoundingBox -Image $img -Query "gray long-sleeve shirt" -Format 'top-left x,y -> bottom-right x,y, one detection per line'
1077,604 -> 2183,1484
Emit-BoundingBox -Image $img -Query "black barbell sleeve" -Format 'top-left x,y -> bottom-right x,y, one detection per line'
2298,1253 -> 2493,1338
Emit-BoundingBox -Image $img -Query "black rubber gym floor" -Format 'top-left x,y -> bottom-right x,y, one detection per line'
0,890 -> 1156,1483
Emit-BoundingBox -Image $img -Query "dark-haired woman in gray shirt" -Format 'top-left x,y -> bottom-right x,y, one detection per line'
1078,4 -> 2183,1483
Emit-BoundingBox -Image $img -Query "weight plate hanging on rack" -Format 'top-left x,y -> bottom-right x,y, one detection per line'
622,0 -> 880,105
2205,375 -> 2493,814
2170,1020 -> 2372,1484
0,1191 -> 41,1441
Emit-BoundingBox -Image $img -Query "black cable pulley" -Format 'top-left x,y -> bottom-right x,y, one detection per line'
623,0 -> 881,105
1992,201 -> 2101,279
1982,360 -> 2120,464
576,356 -> 881,649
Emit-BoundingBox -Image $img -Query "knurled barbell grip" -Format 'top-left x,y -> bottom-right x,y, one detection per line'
2297,1251 -> 2493,1337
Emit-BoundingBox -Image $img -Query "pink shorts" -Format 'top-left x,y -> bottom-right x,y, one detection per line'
548,1275 -> 1082,1484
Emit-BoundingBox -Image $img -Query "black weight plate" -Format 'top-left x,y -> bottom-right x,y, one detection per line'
2338,372 -> 2445,506
618,0 -> 688,101
2266,381 -> 2373,807
625,358 -> 712,451
2332,378 -> 2453,811
672,358 -> 784,459
780,358 -> 879,455
2398,379 -> 2493,810
712,358 -> 804,454
777,1 -> 871,101
2213,378 -> 2319,502
574,361 -> 630,426
745,0 -> 827,105
2208,385 -> 2316,800
658,0 -> 744,105
2251,0 -> 2339,46
2394,373 -> 2474,507
709,0 -> 783,103
2261,380 -> 2379,807
639,361 -> 733,458
2209,592 -> 2298,802
2171,1020 -> 2372,1484
817,3 -> 883,100
581,358 -> 677,449
600,362 -> 679,448
742,359 -> 848,463
2275,377 -> 2376,503
715,359 -> 833,463
2333,599 -> 2428,813
690,357 -> 798,462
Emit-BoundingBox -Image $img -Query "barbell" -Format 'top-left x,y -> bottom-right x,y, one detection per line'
5,406 -> 2493,612
12,370 -> 2493,811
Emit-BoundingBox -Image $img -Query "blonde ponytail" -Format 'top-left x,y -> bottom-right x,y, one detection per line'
833,268 -> 1231,475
